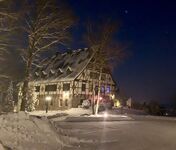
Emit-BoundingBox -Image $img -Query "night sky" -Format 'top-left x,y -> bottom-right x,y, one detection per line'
67,0 -> 176,104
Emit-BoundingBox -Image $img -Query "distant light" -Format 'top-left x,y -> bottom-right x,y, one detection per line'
100,97 -> 102,100
103,112 -> 108,118
45,96 -> 52,101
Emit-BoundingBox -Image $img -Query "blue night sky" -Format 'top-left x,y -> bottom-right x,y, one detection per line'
67,0 -> 176,104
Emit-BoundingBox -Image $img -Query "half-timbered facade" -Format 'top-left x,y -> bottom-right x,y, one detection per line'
18,48 -> 117,110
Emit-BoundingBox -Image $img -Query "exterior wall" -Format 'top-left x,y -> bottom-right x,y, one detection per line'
19,67 -> 117,111
33,81 -> 74,110
75,69 -> 116,99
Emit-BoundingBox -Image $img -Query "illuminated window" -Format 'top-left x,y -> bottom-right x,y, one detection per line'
106,86 -> 111,93
101,86 -> 105,94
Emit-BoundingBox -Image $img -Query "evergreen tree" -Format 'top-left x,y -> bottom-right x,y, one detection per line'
4,81 -> 14,112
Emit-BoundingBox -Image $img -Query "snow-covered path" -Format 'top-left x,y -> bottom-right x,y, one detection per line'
53,117 -> 176,150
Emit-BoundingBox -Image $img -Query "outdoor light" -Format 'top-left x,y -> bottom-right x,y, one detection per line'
45,96 -> 52,113
63,92 -> 69,99
45,96 -> 52,101
111,94 -> 115,100
103,112 -> 108,118
116,100 -> 121,107
100,97 -> 102,100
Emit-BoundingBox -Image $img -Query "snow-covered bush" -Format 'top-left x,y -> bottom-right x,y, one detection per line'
82,99 -> 91,109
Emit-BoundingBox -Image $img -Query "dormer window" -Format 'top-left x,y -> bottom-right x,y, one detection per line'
58,68 -> 63,73
50,69 -> 55,74
41,70 -> 47,78
66,66 -> 72,74
57,68 -> 63,76
42,71 -> 47,75
49,69 -> 55,77
35,72 -> 39,77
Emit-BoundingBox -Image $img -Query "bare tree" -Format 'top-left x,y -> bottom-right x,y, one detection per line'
0,0 -> 75,111
85,20 -> 126,115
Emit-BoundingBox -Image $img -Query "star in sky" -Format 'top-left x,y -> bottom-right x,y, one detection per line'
124,10 -> 128,14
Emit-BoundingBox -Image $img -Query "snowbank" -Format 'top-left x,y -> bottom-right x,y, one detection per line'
29,108 -> 92,120
0,112 -> 63,150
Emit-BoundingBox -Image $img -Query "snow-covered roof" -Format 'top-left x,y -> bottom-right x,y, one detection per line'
32,48 -> 92,82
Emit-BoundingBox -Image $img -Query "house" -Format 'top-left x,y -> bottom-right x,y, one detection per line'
18,48 -> 117,110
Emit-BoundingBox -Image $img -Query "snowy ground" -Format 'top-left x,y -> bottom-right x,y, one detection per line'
54,117 -> 176,150
29,108 -> 92,117
0,112 -> 65,150
1,108 -> 176,150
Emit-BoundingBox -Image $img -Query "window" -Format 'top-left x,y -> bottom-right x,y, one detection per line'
82,83 -> 86,92
95,86 -> 98,95
66,67 -> 72,75
60,99 -> 63,107
101,74 -> 106,80
106,86 -> 111,93
90,72 -> 99,79
65,99 -> 68,106
78,59 -> 84,64
89,83 -> 93,92
63,83 -> 70,91
101,86 -> 105,94
45,84 -> 57,92
35,86 -> 40,92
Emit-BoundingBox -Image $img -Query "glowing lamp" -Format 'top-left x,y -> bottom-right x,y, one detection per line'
63,92 -> 69,99
45,96 -> 52,101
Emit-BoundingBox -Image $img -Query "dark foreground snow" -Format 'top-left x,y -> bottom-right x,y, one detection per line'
54,117 -> 176,150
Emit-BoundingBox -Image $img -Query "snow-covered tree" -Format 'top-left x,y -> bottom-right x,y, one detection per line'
0,0 -> 75,111
4,81 -> 14,112
85,20 -> 127,115
26,85 -> 37,112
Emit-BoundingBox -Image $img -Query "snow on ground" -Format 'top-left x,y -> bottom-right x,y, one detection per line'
54,118 -> 176,150
0,143 -> 5,150
29,108 -> 92,122
29,108 -> 92,117
29,107 -> 146,119
0,112 -> 65,150
29,108 -> 133,122
0,109 -> 176,150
